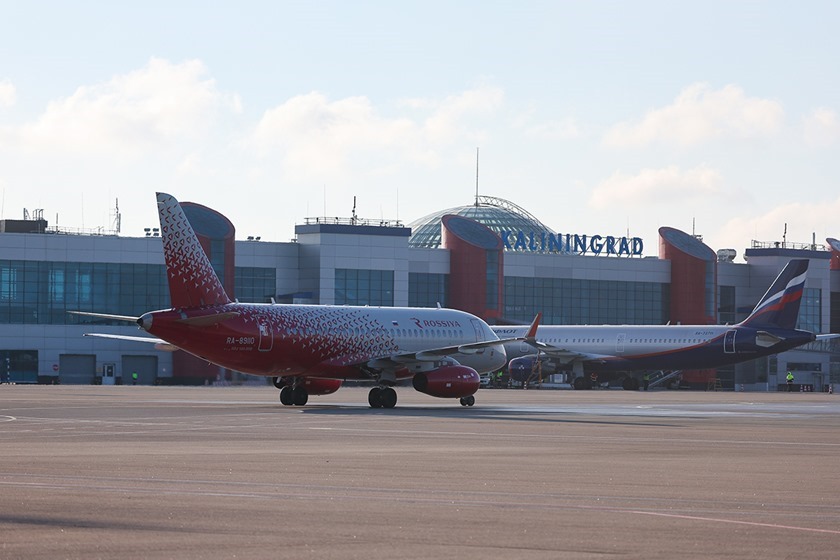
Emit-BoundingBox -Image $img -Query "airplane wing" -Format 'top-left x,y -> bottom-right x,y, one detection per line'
816,334 -> 840,341
356,314 -> 542,369
524,339 -> 613,365
391,312 -> 542,363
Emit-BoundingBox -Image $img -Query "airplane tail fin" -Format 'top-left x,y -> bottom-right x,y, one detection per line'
156,192 -> 232,308
740,259 -> 808,330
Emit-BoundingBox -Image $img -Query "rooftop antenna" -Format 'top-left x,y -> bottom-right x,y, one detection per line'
111,198 -> 121,234
474,147 -> 480,207
783,222 -> 787,248
351,195 -> 357,225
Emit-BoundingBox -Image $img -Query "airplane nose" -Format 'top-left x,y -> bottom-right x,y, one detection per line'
138,313 -> 153,331
491,345 -> 507,370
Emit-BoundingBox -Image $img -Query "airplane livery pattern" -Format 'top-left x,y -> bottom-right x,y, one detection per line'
493,259 -> 831,390
81,192 -> 524,409
158,193 -> 231,308
740,261 -> 806,330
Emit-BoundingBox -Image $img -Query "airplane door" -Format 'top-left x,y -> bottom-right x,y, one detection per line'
724,329 -> 736,354
470,319 -> 484,342
258,322 -> 273,352
616,333 -> 626,353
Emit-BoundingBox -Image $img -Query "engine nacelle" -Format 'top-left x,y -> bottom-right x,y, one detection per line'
301,377 -> 343,395
509,355 -> 540,382
412,365 -> 479,399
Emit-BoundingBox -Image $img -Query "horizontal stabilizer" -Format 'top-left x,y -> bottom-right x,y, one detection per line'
83,333 -> 178,351
755,331 -> 783,348
69,311 -> 139,323
816,333 -> 840,341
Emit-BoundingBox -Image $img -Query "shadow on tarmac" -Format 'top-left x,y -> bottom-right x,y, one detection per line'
286,403 -> 682,427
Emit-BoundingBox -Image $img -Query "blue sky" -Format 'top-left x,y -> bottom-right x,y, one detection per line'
1,1 -> 838,259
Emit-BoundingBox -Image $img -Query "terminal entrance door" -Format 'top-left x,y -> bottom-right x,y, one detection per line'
122,355 -> 158,385
59,354 -> 96,384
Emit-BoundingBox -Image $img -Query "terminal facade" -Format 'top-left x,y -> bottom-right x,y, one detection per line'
1,195 -> 838,391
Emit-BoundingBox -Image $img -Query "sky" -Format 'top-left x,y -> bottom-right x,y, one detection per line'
1,1 -> 838,260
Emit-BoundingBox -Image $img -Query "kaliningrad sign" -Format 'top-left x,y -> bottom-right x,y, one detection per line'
501,230 -> 644,256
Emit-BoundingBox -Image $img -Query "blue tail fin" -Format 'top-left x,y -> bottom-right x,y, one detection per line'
740,259 -> 808,330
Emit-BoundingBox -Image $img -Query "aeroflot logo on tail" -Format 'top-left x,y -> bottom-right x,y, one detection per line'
411,318 -> 462,329
501,230 -> 644,257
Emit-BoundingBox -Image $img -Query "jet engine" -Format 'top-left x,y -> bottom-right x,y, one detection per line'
509,355 -> 540,382
301,377 -> 342,395
412,365 -> 480,398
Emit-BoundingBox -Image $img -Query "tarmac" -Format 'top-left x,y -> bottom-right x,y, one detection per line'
2,385 -> 840,559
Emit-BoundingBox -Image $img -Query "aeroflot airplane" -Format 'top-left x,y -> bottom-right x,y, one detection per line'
493,259 -> 836,389
76,193 -> 537,408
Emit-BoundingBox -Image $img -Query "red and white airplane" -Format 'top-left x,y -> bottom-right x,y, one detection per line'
76,193 -> 535,408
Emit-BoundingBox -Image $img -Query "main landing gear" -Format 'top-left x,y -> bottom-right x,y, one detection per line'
276,378 -> 309,406
368,386 -> 397,409
459,396 -> 475,406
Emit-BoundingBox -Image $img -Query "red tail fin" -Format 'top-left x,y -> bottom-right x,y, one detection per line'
157,192 -> 232,308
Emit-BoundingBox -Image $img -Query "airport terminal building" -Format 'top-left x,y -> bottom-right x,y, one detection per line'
1,195 -> 838,391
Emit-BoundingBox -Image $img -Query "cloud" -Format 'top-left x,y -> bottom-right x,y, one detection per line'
0,80 -> 15,108
603,83 -> 784,148
589,165 -> 723,209
522,118 -> 580,140
249,86 -> 504,181
712,196 -> 840,253
10,58 -> 241,158
803,107 -> 840,147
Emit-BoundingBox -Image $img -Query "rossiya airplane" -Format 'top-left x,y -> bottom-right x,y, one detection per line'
492,259 -> 838,389
74,192 -> 537,408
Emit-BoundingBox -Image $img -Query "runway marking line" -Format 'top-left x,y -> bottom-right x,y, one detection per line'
632,510 -> 840,535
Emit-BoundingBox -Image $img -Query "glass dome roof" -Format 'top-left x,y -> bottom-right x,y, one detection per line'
408,196 -> 555,249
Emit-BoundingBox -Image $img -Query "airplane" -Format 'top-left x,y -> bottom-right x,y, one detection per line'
492,259 -> 837,390
73,192 -> 538,408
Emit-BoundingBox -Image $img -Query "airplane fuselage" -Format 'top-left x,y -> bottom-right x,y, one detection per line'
492,324 -> 816,373
143,304 -> 507,379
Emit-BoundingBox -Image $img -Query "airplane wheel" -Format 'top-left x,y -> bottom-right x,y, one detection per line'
368,387 -> 383,408
279,386 -> 293,405
622,377 -> 636,391
464,395 -> 475,406
381,387 -> 397,409
272,376 -> 285,389
573,377 -> 587,390
292,386 -> 308,406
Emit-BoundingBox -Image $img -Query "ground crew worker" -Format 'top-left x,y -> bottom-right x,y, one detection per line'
590,372 -> 598,388
132,371 -> 138,385
786,371 -> 794,392
643,372 -> 650,391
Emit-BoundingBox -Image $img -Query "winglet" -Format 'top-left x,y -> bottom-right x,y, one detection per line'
525,313 -> 542,339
